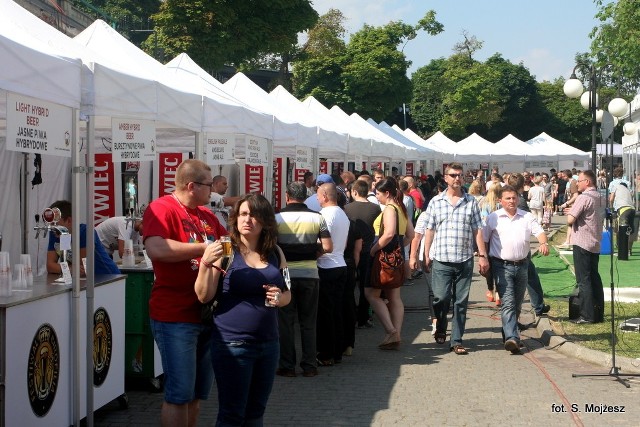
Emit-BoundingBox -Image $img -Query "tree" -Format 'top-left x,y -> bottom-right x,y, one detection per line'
293,10 -> 443,121
590,0 -> 640,92
150,1 -> 318,69
452,30 -> 483,61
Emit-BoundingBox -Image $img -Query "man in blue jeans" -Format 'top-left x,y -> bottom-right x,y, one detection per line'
422,163 -> 489,355
483,185 -> 549,354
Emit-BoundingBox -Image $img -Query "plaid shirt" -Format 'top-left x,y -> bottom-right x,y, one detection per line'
424,191 -> 482,262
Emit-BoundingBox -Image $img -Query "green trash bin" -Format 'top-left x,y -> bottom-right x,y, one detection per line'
123,270 -> 156,379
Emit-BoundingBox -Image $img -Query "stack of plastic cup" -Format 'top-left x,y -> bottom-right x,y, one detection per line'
0,252 -> 11,296
13,264 -> 26,289
122,239 -> 135,267
20,254 -> 33,287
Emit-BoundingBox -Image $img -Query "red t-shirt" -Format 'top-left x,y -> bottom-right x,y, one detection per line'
143,194 -> 227,323
408,188 -> 425,210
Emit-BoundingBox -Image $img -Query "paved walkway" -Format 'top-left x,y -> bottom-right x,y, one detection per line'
93,267 -> 640,426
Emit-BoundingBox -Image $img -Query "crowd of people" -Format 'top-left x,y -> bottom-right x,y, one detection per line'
86,157 -> 634,426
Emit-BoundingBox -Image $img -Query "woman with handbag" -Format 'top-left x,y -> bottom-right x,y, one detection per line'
366,177 -> 414,350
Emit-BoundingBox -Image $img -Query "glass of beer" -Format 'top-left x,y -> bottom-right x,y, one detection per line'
220,236 -> 232,258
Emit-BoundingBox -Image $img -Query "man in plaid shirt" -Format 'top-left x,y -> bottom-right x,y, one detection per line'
422,163 -> 489,355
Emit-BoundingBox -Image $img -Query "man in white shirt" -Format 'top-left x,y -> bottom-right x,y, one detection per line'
304,174 -> 334,212
316,183 -> 350,365
209,175 -> 241,229
483,185 -> 549,354
96,216 -> 142,258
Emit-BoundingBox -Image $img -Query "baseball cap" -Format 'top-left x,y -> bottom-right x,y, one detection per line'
316,174 -> 334,185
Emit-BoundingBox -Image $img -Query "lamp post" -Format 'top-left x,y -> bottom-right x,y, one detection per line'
563,64 -> 629,173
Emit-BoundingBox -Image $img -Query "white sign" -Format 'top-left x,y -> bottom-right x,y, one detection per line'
6,92 -> 73,157
295,146 -> 313,170
111,118 -> 156,162
206,133 -> 235,165
354,153 -> 363,168
245,136 -> 268,166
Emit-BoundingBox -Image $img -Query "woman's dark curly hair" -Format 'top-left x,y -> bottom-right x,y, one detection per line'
228,194 -> 278,261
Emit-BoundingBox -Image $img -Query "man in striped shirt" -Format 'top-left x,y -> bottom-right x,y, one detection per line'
275,182 -> 332,377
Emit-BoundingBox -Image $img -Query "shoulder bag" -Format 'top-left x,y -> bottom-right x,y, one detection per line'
370,205 -> 406,289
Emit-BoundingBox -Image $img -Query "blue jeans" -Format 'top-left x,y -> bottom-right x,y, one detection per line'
212,339 -> 279,427
526,255 -> 545,314
150,319 -> 214,404
431,258 -> 474,347
491,259 -> 529,342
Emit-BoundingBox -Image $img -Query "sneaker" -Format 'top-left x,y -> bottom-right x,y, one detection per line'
411,270 -> 424,279
504,339 -> 521,354
316,357 -> 334,367
536,304 -> 551,316
276,368 -> 296,377
302,367 -> 318,377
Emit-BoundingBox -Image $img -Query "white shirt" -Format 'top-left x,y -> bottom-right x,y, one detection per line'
95,216 -> 140,255
317,205 -> 349,269
483,208 -> 544,261
210,192 -> 229,230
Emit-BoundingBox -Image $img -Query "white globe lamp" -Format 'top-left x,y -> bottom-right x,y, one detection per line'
608,97 -> 628,118
580,91 -> 598,110
623,122 -> 637,135
563,78 -> 584,98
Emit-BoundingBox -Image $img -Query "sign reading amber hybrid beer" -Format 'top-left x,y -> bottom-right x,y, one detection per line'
206,133 -> 235,165
111,118 -> 156,162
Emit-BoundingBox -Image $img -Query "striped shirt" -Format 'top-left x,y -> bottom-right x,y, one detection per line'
568,188 -> 605,253
276,203 -> 331,279
424,191 -> 482,262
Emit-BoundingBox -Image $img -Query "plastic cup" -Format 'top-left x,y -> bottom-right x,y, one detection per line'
220,236 -> 232,258
13,264 -> 26,289
20,254 -> 33,286
122,239 -> 135,267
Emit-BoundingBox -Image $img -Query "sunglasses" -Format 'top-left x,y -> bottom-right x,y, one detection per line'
447,173 -> 462,178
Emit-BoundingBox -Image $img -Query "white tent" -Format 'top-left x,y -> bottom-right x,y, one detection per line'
269,86 -> 348,159
424,131 -> 458,158
223,72 -> 316,152
456,133 -> 513,162
350,113 -> 404,160
526,132 -> 590,160
372,121 -> 433,160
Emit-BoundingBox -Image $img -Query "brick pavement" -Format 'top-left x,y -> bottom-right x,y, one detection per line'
93,260 -> 640,426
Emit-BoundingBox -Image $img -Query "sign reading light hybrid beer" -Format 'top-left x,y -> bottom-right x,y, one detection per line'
111,118 -> 156,162
244,136 -> 268,166
206,133 -> 235,165
6,92 -> 73,157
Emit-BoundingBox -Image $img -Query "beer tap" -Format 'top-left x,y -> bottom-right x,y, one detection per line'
125,204 -> 143,230
33,213 -> 47,239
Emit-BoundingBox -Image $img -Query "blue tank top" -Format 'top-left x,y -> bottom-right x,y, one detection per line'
212,249 -> 285,342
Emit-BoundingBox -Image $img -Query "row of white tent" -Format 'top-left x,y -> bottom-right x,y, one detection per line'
1,0 -> 590,167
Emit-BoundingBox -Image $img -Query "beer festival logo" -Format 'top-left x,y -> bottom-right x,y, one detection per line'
93,307 -> 112,386
27,323 -> 60,417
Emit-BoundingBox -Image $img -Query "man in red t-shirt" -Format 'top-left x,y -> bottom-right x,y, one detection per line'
404,176 -> 425,212
143,159 -> 227,426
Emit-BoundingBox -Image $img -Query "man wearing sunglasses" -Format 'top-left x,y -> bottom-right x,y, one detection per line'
422,163 -> 489,355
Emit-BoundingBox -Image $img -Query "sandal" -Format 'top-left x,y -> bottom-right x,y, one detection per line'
379,341 -> 401,350
450,345 -> 468,355
434,332 -> 446,345
485,290 -> 494,302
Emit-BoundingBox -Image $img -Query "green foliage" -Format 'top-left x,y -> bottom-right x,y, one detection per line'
590,0 -> 640,92
293,9 -> 442,122
151,0 -> 318,69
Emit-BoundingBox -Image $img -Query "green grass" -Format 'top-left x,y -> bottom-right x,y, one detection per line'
533,240 -> 640,360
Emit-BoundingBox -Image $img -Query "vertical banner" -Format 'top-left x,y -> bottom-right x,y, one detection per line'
272,157 -> 285,212
158,153 -> 184,197
294,169 -> 308,182
319,161 -> 328,174
406,162 -> 414,177
94,154 -> 116,225
111,118 -> 156,162
244,163 -> 265,195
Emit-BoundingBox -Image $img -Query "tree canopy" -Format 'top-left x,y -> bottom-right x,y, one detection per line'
150,0 -> 318,70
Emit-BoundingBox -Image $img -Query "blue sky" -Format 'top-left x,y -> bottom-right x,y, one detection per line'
310,0 -> 601,82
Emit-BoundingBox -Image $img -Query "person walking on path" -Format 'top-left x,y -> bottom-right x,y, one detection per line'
483,185 -> 549,354
275,182 -> 332,377
422,163 -> 489,355
565,170 -> 606,324
143,159 -> 227,427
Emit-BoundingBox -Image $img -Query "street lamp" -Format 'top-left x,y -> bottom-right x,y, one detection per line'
563,63 -> 628,172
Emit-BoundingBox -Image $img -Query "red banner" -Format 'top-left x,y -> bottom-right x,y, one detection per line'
159,153 -> 183,196
94,153 -> 115,225
406,162 -> 414,177
245,164 -> 265,195
273,158 -> 285,212
319,161 -> 328,174
294,168 -> 308,182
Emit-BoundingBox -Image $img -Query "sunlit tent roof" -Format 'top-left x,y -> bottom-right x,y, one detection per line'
526,132 -> 590,160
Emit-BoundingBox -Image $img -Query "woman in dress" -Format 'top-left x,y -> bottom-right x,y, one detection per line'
195,194 -> 290,426
366,177 -> 414,350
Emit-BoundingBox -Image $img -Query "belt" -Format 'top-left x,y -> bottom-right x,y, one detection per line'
490,256 -> 528,266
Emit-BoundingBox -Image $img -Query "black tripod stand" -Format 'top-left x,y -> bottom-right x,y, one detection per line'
572,114 -> 640,387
